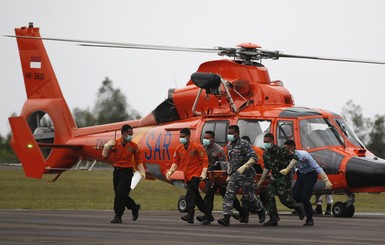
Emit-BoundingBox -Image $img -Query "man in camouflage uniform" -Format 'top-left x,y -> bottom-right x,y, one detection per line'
257,133 -> 305,226
218,125 -> 266,226
197,130 -> 243,223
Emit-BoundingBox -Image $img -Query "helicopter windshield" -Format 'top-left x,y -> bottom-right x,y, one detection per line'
300,118 -> 343,149
334,118 -> 364,148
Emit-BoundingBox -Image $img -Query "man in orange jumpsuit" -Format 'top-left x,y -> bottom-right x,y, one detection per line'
102,124 -> 146,224
166,128 -> 214,224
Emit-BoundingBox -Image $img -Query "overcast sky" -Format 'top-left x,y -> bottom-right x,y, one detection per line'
1,0 -> 385,136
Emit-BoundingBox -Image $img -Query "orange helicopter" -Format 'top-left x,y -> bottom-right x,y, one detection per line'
8,23 -> 385,218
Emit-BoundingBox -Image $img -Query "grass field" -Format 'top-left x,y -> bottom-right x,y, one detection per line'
1,167 -> 384,212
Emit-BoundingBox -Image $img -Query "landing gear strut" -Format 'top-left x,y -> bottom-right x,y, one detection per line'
332,193 -> 355,218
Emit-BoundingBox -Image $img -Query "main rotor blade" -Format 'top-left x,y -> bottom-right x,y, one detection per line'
6,35 -> 385,64
5,35 -> 219,53
78,44 -> 219,53
277,53 -> 385,65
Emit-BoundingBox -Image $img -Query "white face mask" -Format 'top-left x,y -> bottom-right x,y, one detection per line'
264,142 -> 272,149
125,135 -> 132,142
180,137 -> 188,144
227,134 -> 235,142
202,139 -> 211,147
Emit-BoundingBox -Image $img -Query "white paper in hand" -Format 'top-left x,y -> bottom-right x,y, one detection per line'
130,171 -> 141,190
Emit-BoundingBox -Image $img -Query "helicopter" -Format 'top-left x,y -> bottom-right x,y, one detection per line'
7,23 -> 385,218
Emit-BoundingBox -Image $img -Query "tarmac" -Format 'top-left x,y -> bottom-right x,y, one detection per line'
1,209 -> 385,245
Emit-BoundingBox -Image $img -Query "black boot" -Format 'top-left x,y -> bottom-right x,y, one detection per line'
181,209 -> 194,224
110,215 -> 122,224
315,204 -> 323,215
132,204 -> 140,221
273,211 -> 280,222
263,214 -> 278,226
196,215 -> 206,222
257,208 -> 266,224
200,213 -> 215,225
295,203 -> 305,220
218,215 -> 231,226
303,218 -> 314,226
324,204 -> 332,215
239,206 -> 249,223
231,213 -> 240,220
181,215 -> 194,224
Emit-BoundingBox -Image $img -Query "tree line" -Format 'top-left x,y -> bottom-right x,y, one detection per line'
1,78 -> 384,162
342,100 -> 385,158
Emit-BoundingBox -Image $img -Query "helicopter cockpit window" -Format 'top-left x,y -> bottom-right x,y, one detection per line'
277,121 -> 294,147
300,118 -> 342,149
201,120 -> 229,146
334,118 -> 364,148
237,119 -> 271,147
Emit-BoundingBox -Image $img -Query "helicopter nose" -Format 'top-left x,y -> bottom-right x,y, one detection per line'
346,157 -> 385,187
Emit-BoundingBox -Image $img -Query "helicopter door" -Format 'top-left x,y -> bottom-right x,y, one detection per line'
200,120 -> 229,146
276,120 -> 294,147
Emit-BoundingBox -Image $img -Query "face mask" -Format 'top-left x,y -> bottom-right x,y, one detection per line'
227,134 -> 235,142
180,137 -> 188,144
264,142 -> 272,149
202,139 -> 211,147
125,135 -> 132,142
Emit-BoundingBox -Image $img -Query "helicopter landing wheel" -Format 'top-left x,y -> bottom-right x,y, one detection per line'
178,195 -> 187,213
332,201 -> 355,218
332,201 -> 345,217
343,204 -> 355,218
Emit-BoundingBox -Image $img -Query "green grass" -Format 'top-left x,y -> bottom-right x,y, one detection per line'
0,168 -> 384,212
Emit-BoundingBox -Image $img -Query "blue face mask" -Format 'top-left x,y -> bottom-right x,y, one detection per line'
202,139 -> 211,147
227,134 -> 235,142
125,135 -> 133,142
180,137 -> 188,144
264,142 -> 272,149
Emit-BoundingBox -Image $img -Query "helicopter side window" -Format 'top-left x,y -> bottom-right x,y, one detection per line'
237,119 -> 271,147
276,121 -> 294,147
300,118 -> 342,149
201,120 -> 229,146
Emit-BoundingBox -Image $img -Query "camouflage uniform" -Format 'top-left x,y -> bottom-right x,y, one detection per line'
263,144 -> 301,219
223,138 -> 264,216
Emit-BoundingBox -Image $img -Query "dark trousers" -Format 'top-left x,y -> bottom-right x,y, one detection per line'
292,171 -> 317,219
204,180 -> 241,213
186,177 -> 209,217
113,168 -> 137,216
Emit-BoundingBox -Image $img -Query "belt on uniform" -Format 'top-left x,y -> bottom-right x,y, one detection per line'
298,170 -> 316,175
113,167 -> 132,170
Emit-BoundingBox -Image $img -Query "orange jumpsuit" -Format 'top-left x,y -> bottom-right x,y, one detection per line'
105,137 -> 142,217
173,141 -> 210,218
173,141 -> 208,182
111,138 -> 142,168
